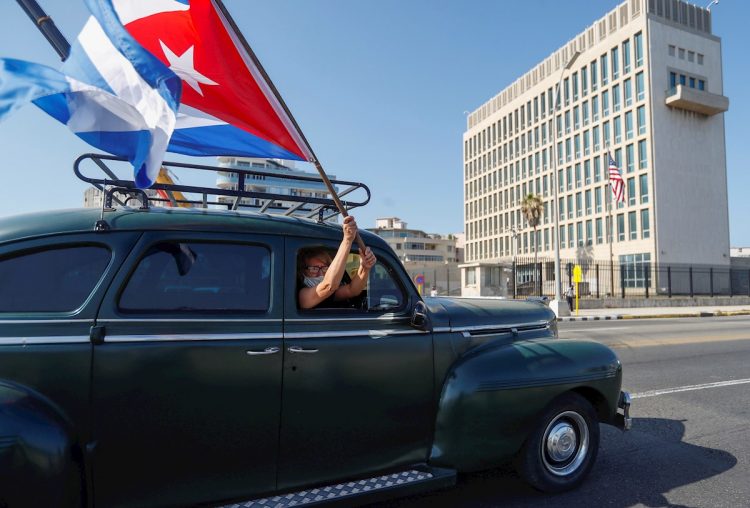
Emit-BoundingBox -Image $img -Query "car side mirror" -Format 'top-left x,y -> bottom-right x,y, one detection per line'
410,301 -> 431,331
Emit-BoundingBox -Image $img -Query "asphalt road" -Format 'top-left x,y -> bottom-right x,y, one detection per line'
373,316 -> 750,508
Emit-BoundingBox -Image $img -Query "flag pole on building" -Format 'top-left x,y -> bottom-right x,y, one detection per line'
213,0 -> 368,253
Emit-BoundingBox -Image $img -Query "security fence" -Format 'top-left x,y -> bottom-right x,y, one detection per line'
506,256 -> 749,299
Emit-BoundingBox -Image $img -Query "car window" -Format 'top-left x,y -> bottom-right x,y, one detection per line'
297,247 -> 405,312
366,261 -> 406,311
0,245 -> 111,313
119,242 -> 270,313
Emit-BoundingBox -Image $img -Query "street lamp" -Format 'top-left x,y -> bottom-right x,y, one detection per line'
550,50 -> 581,317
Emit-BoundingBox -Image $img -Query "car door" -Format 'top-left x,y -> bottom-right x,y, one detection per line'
278,238 -> 434,492
92,231 -> 283,508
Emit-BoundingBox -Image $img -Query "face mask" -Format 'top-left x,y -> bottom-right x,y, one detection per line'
304,275 -> 325,288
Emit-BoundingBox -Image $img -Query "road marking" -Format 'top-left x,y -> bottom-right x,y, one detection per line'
560,326 -> 633,332
632,378 -> 750,399
608,334 -> 750,348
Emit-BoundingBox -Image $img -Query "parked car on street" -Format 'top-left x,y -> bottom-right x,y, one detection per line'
0,156 -> 630,507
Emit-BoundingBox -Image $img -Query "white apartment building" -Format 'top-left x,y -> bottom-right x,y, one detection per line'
462,0 -> 729,294
216,157 -> 339,221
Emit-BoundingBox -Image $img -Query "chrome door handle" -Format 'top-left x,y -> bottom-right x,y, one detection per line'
246,347 -> 280,356
288,346 -> 319,354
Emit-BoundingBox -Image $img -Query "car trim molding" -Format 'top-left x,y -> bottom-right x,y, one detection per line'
0,319 -> 92,324
433,321 -> 550,334
104,333 -> 283,343
97,318 -> 282,323
285,315 -> 409,323
284,329 -> 428,339
477,371 -> 619,391
0,336 -> 90,345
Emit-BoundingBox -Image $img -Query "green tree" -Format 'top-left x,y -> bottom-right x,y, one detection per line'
521,193 -> 544,268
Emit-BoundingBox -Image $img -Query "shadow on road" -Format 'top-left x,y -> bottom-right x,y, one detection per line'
369,417 -> 737,508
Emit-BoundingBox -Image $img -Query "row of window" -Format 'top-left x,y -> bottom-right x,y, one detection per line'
669,71 -> 706,91
465,139 -> 649,222
668,44 -> 704,65
466,208 -> 650,261
466,173 -> 650,245
464,73 -> 647,185
464,33 -> 643,162
0,242 -> 406,314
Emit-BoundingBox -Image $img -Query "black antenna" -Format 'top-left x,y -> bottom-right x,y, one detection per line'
16,0 -> 71,60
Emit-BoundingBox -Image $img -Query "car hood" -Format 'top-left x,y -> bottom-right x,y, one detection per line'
423,297 -> 555,332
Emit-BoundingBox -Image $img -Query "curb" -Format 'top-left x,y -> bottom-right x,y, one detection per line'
559,315 -> 622,322
558,309 -> 750,321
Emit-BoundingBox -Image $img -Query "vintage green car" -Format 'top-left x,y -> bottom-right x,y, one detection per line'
0,160 -> 630,508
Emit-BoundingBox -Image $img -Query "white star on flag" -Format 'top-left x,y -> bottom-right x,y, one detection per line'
159,41 -> 218,96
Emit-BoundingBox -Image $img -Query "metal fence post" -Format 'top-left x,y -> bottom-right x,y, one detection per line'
538,262 -> 543,297
689,266 -> 694,298
729,268 -> 733,297
710,267 -> 714,297
645,265 -> 650,298
621,268 -> 625,299
512,261 -> 517,299
596,264 -> 600,299
667,266 -> 672,298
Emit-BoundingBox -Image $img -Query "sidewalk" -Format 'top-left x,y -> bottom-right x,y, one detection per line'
557,304 -> 750,321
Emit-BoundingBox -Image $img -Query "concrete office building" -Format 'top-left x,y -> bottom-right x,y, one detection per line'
462,0 -> 729,295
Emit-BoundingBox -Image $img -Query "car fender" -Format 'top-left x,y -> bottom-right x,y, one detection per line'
0,380 -> 82,507
429,338 -> 622,472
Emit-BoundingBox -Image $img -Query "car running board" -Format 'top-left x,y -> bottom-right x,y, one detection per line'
216,466 -> 457,507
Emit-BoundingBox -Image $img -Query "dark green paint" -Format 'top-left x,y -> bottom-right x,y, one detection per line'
0,207 -> 625,507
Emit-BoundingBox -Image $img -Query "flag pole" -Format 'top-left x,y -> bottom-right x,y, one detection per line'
605,147 -> 614,295
15,0 -> 70,60
213,0 -> 368,253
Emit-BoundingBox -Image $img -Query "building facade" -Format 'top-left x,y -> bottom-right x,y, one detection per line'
368,217 -> 463,295
462,0 -> 729,295
216,157 -> 338,221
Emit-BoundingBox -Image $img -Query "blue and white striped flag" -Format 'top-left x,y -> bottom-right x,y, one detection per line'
0,0 -> 182,188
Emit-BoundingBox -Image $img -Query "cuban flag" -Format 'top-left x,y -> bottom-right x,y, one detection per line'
115,0 -> 314,163
0,0 -> 181,188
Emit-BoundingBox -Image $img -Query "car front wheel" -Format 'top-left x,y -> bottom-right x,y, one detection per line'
516,392 -> 599,493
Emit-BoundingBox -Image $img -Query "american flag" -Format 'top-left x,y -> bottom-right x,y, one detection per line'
608,153 -> 626,203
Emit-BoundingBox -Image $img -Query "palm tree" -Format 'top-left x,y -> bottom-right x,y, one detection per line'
521,194 -> 544,285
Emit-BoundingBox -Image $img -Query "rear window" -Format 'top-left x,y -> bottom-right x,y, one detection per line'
0,245 -> 111,313
118,241 -> 271,313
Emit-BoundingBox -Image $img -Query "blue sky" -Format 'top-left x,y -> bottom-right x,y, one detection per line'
1,1 -> 748,244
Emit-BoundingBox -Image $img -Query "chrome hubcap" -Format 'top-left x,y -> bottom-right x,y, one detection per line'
541,411 -> 589,476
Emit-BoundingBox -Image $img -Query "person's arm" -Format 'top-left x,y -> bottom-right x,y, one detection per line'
335,247 -> 376,300
298,216 -> 357,309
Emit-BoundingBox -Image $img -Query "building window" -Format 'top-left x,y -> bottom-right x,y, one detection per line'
592,95 -> 599,121
596,217 -> 603,244
584,160 -> 591,184
585,189 -> 592,214
466,267 -> 476,286
620,253 -> 651,288
669,72 -> 677,89
636,72 -> 645,101
581,66 -> 588,96
637,106 -> 646,135
566,167 -> 573,191
635,32 -> 643,67
582,101 -> 590,126
668,44 -> 676,57
678,47 -> 685,60
639,174 -> 649,204
641,209 -> 650,239
564,77 -> 570,106
613,116 -> 622,143
613,84 -> 621,112
628,177 -> 636,205
591,60 -> 598,91
576,192 -> 582,217
594,156 -> 601,183
625,111 -> 633,140
568,224 -> 574,248
617,214 -> 625,241
638,140 -> 648,169
577,222 -> 584,247
698,79 -> 705,91
624,78 -> 632,106
595,186 -> 602,213
586,220 -> 593,246
697,53 -> 704,65
559,226 -> 566,248
603,121 -> 611,147
600,54 -> 609,85
593,126 -> 600,152
602,90 -> 610,117
626,143 -> 635,173
572,72 -> 579,101
611,46 -> 619,80
574,106 -> 580,129
688,50 -> 695,63
567,195 -> 574,219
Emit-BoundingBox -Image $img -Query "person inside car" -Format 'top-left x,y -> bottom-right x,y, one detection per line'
298,216 -> 377,309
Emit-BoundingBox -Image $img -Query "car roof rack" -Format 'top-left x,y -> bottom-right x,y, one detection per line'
74,153 -> 371,223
